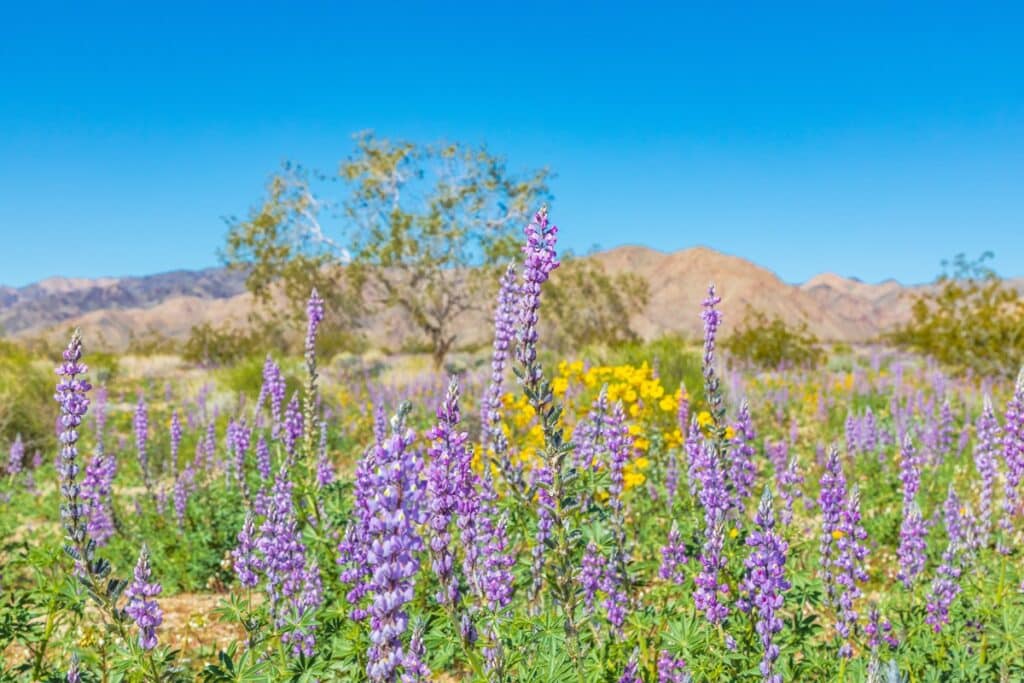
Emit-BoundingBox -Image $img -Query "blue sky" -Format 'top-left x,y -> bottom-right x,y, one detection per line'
2,2 -> 1023,287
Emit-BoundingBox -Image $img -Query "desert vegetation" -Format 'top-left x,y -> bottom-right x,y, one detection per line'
1,203 -> 1023,683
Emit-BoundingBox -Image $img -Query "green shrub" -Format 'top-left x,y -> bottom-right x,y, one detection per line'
889,253 -> 1024,378
543,254 -> 650,352
599,334 -> 705,404
181,322 -> 262,367
0,340 -> 53,453
723,310 -> 824,370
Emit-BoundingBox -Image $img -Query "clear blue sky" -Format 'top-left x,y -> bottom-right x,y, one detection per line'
2,2 -> 1023,287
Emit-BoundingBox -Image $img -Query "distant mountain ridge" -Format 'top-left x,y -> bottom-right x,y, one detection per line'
3,248 -> 1018,350
0,268 -> 248,338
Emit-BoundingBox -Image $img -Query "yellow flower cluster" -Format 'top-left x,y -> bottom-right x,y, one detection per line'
497,361 -> 687,491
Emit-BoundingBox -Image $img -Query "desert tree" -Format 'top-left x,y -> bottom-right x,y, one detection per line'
224,132 -> 550,367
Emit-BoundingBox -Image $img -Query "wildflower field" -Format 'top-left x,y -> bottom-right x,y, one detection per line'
3,209 -> 1024,683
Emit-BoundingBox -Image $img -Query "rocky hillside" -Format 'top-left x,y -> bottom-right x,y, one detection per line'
0,268 -> 248,343
3,247 -> 988,350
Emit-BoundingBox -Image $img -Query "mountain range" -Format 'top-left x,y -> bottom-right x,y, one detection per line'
4,246 -> 1014,350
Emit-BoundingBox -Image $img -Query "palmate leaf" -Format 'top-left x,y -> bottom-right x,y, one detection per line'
200,643 -> 271,682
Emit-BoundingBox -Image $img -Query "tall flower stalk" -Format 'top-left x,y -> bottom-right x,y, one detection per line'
363,407 -> 427,682
739,489 -> 789,683
125,546 -> 163,650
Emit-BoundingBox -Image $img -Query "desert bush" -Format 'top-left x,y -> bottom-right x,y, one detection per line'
543,253 -> 650,352
724,309 -> 825,370
126,328 -> 180,356
181,322 -> 265,367
889,252 -> 1024,378
0,340 -> 53,452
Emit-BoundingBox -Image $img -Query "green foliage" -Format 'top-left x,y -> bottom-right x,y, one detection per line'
603,334 -> 705,404
181,322 -> 262,367
125,329 -> 180,357
543,253 -> 649,352
889,252 -> 1024,378
0,339 -> 53,453
723,310 -> 825,370
225,132 -> 551,368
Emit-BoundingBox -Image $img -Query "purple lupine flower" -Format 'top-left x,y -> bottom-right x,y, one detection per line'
402,622 -> 432,681
776,452 -> 803,527
700,284 -> 725,423
862,408 -> 879,458
1005,370 -> 1024,523
256,435 -> 272,481
896,502 -> 927,589
372,403 -> 387,446
283,393 -> 302,457
169,411 -> 182,474
738,488 -> 789,683
580,542 -> 604,614
572,388 -> 610,472
618,650 -> 642,683
364,420 -> 426,682
898,434 -> 921,507
818,447 -> 846,609
926,489 -> 968,632
348,413 -> 423,679
659,523 -> 688,584
7,434 -> 24,476
865,603 -> 899,650
974,397 -> 1001,546
693,439 -> 730,624
262,355 -> 287,437
55,330 -> 91,551
938,399 -> 955,452
578,540 -> 629,633
172,461 -> 195,528
305,288 -> 324,359
228,419 -> 251,484
657,650 -> 689,683
134,392 -> 151,485
481,262 -> 518,456
203,421 -> 217,472
337,443 -> 378,621
665,450 -> 681,507
474,498 -> 516,675
232,511 -> 261,588
728,400 -> 757,516
425,379 -> 472,607
476,504 -> 515,614
515,206 -> 559,387
942,486 -> 970,549
93,385 -> 108,443
834,487 -> 870,658
606,401 -> 632,519
685,417 -> 705,497
315,421 -> 333,487
529,466 -> 555,605
81,451 -> 117,546
124,546 -> 163,650
66,655 -> 81,683
601,558 -> 628,635
258,466 -> 323,656
844,413 -> 859,457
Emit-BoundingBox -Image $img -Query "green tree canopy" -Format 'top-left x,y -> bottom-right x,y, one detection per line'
224,132 -> 550,367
